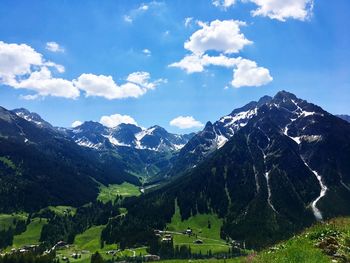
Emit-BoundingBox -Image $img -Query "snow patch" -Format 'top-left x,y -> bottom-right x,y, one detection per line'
216,135 -> 228,149
103,135 -> 130,147
302,158 -> 328,221
265,170 -> 278,213
76,138 -> 102,149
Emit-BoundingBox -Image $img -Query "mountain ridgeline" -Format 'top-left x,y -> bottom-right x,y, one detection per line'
101,91 -> 350,249
1,90 -> 350,250
0,107 -> 193,213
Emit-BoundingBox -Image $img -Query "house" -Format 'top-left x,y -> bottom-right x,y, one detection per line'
161,234 -> 173,243
186,227 -> 192,235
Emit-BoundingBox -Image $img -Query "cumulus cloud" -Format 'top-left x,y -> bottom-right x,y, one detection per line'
170,116 -> 204,129
0,41 -> 166,100
231,58 -> 273,87
170,54 -> 238,73
46,41 -> 64,52
71,120 -> 83,128
249,0 -> 314,21
0,41 -> 74,98
170,54 -> 272,88
100,113 -> 138,128
15,67 -> 80,99
73,72 -> 165,100
212,0 -> 314,21
169,19 -> 272,88
184,20 -> 252,55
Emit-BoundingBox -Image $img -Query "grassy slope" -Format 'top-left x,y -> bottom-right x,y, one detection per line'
159,217 -> 350,263
97,182 -> 141,203
166,204 -> 230,254
56,225 -> 148,263
12,218 -> 47,248
47,206 -> 77,216
0,213 -> 27,231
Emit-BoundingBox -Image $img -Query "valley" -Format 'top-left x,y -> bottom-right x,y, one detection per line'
0,91 -> 350,263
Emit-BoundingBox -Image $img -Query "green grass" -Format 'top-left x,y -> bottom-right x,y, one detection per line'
0,213 -> 27,231
56,225 -> 148,263
74,225 -> 112,252
12,218 -> 47,248
97,182 -> 141,203
250,217 -> 350,263
162,214 -> 350,263
158,259 -> 243,263
166,203 -> 230,254
47,205 -> 77,216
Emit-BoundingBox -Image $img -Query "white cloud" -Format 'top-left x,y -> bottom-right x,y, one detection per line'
170,54 -> 237,73
73,72 -> 165,100
71,120 -> 83,128
170,116 -> 204,129
14,67 -> 80,99
0,41 -> 43,84
169,18 -> 272,88
73,74 -> 142,99
123,15 -> 133,23
138,4 -> 149,11
212,0 -> 314,21
20,94 -> 40,100
0,41 -> 166,100
0,41 -> 75,98
249,0 -> 314,21
231,58 -> 273,87
184,20 -> 252,55
170,54 -> 272,87
184,17 -> 193,27
212,0 -> 236,8
169,54 -> 205,73
142,48 -> 151,56
46,41 -> 64,53
100,113 -> 138,128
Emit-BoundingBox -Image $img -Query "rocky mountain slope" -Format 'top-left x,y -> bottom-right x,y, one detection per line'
65,121 -> 193,152
108,91 -> 350,249
0,106 -> 138,213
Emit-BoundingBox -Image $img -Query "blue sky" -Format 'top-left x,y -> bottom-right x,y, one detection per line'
0,0 -> 349,133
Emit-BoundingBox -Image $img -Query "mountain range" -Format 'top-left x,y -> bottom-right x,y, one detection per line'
101,91 -> 350,249
1,90 -> 350,249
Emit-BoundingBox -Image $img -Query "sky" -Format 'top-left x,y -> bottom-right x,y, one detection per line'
0,0 -> 349,133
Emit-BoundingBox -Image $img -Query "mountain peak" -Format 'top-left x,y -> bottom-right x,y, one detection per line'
257,95 -> 273,106
12,108 -> 52,129
274,90 -> 298,101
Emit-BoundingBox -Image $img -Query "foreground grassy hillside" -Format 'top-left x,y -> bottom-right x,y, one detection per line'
160,217 -> 350,263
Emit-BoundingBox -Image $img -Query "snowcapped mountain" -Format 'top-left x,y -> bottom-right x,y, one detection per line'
66,121 -> 194,152
119,91 -> 350,249
167,95 -> 272,176
12,108 -> 53,129
0,106 -> 139,213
